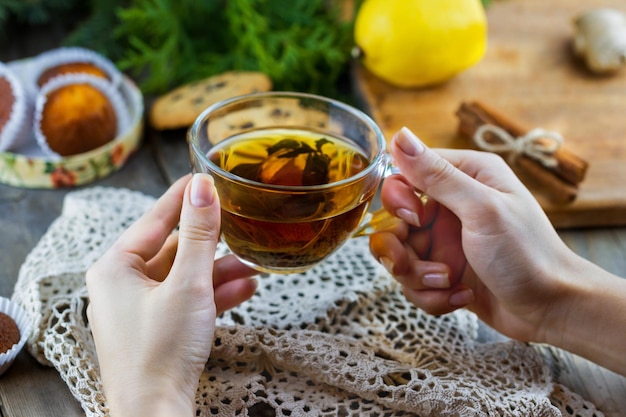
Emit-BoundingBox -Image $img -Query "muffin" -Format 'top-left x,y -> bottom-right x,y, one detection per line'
0,297 -> 31,376
0,62 -> 32,152
31,47 -> 122,94
38,62 -> 110,88
34,74 -> 130,157
0,71 -> 14,136
0,312 -> 20,354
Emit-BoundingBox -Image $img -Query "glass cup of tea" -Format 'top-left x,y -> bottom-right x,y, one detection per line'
188,91 -> 388,274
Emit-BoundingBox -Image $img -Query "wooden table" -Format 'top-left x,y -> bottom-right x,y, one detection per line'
1,15 -> 626,417
351,0 -> 626,229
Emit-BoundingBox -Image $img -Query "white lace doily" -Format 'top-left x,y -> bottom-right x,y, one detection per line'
12,187 -> 604,417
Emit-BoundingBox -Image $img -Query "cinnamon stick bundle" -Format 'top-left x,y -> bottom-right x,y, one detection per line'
456,101 -> 589,204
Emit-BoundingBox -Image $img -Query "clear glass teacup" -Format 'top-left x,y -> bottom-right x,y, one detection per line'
188,91 -> 389,274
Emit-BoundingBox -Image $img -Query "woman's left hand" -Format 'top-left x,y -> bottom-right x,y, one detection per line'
86,174 -> 257,416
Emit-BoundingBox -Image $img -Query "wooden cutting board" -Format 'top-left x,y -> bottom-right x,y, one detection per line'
352,0 -> 626,229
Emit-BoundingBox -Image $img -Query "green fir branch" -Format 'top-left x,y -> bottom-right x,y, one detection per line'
2,0 -> 356,97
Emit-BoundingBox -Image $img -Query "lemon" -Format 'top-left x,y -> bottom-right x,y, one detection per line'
354,0 -> 488,88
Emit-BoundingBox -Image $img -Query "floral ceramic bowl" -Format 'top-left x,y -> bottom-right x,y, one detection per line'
0,58 -> 143,189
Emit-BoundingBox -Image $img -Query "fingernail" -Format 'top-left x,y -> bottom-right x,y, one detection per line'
422,272 -> 449,288
379,256 -> 394,275
396,208 -> 421,227
190,173 -> 216,207
449,289 -> 474,306
395,127 -> 425,156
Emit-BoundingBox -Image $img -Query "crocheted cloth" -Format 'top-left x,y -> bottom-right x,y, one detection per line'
12,187 -> 604,417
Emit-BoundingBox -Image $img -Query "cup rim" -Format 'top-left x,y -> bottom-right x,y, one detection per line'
188,91 -> 387,192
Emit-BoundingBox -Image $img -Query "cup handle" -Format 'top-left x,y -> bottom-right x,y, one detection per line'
352,207 -> 403,237
352,156 -> 401,237
352,157 -> 429,238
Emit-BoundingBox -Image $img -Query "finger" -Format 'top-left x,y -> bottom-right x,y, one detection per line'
213,255 -> 258,287
420,198 -> 440,229
380,175 -> 425,227
168,173 -> 220,289
406,227 -> 433,260
115,174 -> 190,262
370,230 -> 451,290
428,206 -> 466,285
395,259 -> 451,290
434,148 -> 527,194
390,128 -> 501,219
145,233 -> 179,282
214,278 -> 258,315
370,227 -> 433,275
148,239 -> 258,285
369,231 -> 410,275
402,286 -> 474,316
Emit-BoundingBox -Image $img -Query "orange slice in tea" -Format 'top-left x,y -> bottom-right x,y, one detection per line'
259,155 -> 304,186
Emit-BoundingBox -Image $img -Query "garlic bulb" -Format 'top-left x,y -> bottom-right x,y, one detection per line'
573,8 -> 626,74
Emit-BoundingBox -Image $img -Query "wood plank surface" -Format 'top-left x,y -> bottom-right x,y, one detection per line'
0,351 -> 84,416
352,0 -> 626,228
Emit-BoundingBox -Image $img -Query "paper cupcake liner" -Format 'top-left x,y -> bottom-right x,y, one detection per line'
30,46 -> 123,96
33,73 -> 132,159
0,62 -> 34,152
0,297 -> 32,376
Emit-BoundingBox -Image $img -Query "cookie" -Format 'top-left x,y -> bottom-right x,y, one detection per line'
205,100 -> 331,145
149,71 -> 272,130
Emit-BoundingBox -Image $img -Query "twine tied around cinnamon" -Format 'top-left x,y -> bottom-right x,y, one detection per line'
473,124 -> 564,168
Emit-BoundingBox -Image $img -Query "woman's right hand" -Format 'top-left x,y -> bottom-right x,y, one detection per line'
371,127 -> 626,376
370,128 -> 605,346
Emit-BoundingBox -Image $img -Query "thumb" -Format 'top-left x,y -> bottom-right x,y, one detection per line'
169,173 -> 221,286
390,127 -> 485,214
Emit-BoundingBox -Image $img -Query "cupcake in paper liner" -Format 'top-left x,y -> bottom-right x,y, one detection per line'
0,62 -> 33,152
34,73 -> 131,158
0,297 -> 32,376
30,46 -> 123,95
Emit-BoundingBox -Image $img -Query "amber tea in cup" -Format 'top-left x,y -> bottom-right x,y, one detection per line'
188,92 -> 386,274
